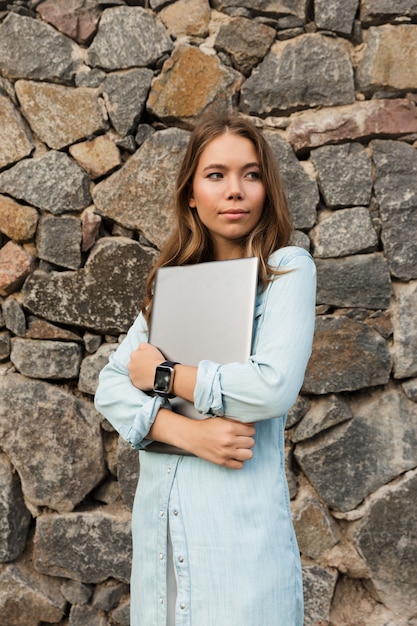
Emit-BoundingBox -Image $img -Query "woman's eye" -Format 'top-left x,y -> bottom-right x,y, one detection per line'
207,172 -> 223,179
247,171 -> 261,180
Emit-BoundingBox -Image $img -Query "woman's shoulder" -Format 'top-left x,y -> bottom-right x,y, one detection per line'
268,245 -> 314,269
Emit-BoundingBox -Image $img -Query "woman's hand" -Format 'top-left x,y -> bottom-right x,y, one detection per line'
149,409 -> 256,470
128,342 -> 164,391
189,417 -> 256,469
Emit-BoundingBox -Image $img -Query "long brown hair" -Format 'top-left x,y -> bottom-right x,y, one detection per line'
142,113 -> 293,324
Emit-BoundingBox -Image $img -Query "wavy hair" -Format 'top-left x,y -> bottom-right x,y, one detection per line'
142,113 -> 293,324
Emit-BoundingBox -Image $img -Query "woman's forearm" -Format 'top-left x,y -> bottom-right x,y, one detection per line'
148,409 -> 256,469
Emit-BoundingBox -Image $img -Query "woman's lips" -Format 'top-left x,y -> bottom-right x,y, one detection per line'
220,209 -> 249,219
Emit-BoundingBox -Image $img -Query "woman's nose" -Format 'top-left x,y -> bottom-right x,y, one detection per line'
227,177 -> 243,199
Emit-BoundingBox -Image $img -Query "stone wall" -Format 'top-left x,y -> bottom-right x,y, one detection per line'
0,0 -> 416,624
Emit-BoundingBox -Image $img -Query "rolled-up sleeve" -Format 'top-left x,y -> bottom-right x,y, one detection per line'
94,312 -> 167,449
193,248 -> 316,422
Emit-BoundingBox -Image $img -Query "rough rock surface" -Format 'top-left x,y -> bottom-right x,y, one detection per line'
0,2 -> 416,624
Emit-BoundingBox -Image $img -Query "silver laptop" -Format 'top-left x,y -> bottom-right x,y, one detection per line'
146,256 -> 258,454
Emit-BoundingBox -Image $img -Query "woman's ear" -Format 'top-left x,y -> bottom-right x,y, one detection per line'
189,193 -> 196,209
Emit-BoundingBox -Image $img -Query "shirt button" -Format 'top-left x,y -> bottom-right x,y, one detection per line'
159,598 -> 164,605
159,510 -> 164,517
167,467 -> 171,474
173,510 -> 179,516
159,553 -> 164,560
180,603 -> 186,610
178,556 -> 184,563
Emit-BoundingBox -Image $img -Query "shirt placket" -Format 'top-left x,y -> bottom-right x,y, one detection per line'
156,456 -> 179,624
169,470 -> 191,625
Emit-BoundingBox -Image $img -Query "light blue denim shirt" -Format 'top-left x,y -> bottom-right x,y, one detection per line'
95,246 -> 316,626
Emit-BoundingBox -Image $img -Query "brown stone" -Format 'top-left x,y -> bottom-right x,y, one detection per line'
36,0 -> 101,44
26,316 -> 82,342
357,25 -> 417,94
159,0 -> 210,39
147,44 -> 242,128
0,242 -> 37,297
0,195 -> 38,242
15,80 -> 106,150
81,207 -> 102,252
69,134 -> 121,179
287,98 -> 417,152
0,93 -> 34,169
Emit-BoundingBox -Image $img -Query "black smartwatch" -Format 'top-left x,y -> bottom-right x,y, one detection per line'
153,361 -> 179,398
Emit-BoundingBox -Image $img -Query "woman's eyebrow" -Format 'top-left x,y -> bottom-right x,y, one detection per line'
202,161 -> 260,172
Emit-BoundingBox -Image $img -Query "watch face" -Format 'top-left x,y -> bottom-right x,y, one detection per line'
154,365 -> 173,394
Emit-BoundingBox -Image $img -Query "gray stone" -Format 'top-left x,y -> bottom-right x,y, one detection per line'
303,315 -> 392,394
315,0 -> 359,34
37,215 -> 82,270
241,34 -> 355,116
87,6 -> 173,70
292,394 -> 352,443
302,564 -> 338,626
11,339 -> 82,380
135,124 -> 156,147
103,68 -> 153,137
23,238 -> 156,335
360,0 -> 417,21
2,299 -> 26,337
111,600 -> 130,626
0,12 -> 83,83
84,332 -> 102,354
392,281 -> 417,379
292,488 -> 340,559
214,17 -> 276,76
210,0 -> 308,18
0,373 -> 105,512
34,507 -> 132,583
92,581 -> 128,610
0,332 -> 10,361
295,388 -> 417,511
0,562 -> 66,626
0,151 -> 91,215
15,80 -> 107,151
403,377 -> 417,402
117,437 -> 140,511
310,143 -> 373,208
371,140 -> 417,281
93,128 -> 190,249
79,342 -> 117,395
0,452 -> 31,563
75,66 -> 107,88
69,603 -> 107,625
353,468 -> 417,618
60,579 -> 92,605
311,207 -> 378,258
315,254 -> 392,309
286,395 -> 310,429
263,130 -> 319,229
291,230 -> 310,250
0,92 -> 34,170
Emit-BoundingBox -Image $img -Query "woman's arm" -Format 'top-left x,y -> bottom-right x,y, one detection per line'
148,409 -> 255,469
193,249 -> 316,422
95,311 -> 255,466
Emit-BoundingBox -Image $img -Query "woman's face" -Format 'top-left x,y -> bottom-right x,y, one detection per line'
189,132 -> 266,260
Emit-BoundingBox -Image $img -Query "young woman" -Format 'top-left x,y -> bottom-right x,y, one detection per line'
95,113 -> 316,626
